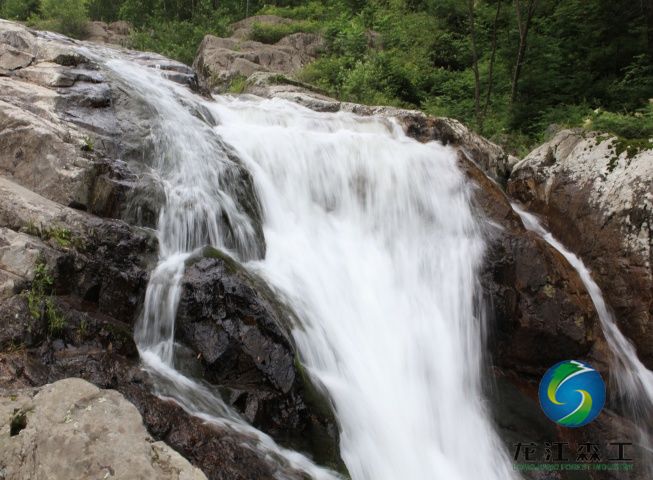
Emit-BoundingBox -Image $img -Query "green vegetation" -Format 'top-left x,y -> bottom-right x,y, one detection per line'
249,19 -> 318,44
81,136 -> 94,152
10,409 -> 28,436
226,74 -> 248,94
27,259 -> 66,335
2,0 -> 651,154
24,221 -> 79,249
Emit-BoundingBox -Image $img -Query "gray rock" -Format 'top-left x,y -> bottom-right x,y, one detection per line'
0,378 -> 207,480
0,19 -> 197,222
193,31 -> 324,91
85,21 -> 132,47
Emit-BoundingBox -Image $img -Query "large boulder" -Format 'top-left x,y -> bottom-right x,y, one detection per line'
85,21 -> 132,47
508,129 -> 653,368
193,29 -> 324,91
0,378 -> 207,480
175,248 -> 342,471
454,153 -> 607,373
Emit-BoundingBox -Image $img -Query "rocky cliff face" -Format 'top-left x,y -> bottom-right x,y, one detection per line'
508,130 -> 653,368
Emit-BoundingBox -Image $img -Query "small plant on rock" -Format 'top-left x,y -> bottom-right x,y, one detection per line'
81,136 -> 95,152
26,259 -> 67,336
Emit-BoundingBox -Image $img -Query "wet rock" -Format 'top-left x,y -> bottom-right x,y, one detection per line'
508,130 -> 653,368
455,153 -> 605,373
176,247 -> 342,470
0,176 -> 156,326
0,378 -> 208,480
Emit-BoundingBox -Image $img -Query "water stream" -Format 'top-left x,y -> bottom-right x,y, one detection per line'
99,55 -> 516,479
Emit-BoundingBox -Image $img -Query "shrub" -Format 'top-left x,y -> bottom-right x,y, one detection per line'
227,74 -> 248,93
31,0 -> 90,38
249,20 -> 318,44
129,20 -> 209,65
590,107 -> 653,141
1,0 -> 39,20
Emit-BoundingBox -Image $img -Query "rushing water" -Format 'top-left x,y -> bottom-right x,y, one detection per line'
210,97 -> 516,480
98,55 -> 517,480
513,204 -> 653,471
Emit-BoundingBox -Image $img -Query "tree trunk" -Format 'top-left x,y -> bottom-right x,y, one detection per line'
482,0 -> 502,125
468,0 -> 482,129
510,0 -> 537,104
647,0 -> 653,60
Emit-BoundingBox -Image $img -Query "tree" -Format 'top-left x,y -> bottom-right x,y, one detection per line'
38,0 -> 90,38
467,0 -> 502,131
482,0 -> 502,122
467,0 -> 482,128
1,0 -> 39,20
510,0 -> 537,103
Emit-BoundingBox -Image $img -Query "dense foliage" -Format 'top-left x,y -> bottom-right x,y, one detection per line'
1,0 -> 651,153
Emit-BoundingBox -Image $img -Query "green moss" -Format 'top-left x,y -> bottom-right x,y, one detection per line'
607,137 -> 653,172
196,246 -> 240,273
293,355 -> 348,475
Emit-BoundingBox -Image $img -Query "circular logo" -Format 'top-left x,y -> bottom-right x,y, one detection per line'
538,360 -> 605,427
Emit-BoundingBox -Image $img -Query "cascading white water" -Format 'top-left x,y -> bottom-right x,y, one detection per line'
98,54 -> 516,479
207,97 -> 516,480
513,204 -> 653,469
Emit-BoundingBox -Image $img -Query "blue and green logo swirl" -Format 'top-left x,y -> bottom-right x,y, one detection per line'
538,360 -> 605,427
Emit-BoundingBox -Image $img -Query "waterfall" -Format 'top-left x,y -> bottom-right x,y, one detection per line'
100,55 -> 515,479
513,204 -> 653,471
208,97 -> 516,480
